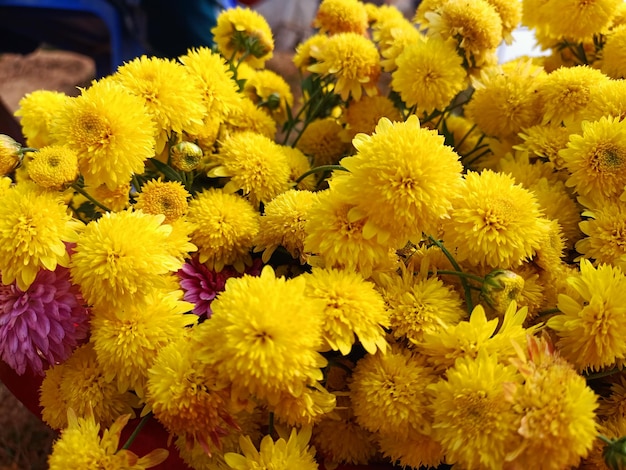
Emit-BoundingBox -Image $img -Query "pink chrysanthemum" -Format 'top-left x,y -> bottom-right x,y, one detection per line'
178,256 -> 263,318
0,266 -> 89,375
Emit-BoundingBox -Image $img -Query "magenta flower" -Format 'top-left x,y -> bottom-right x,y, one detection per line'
178,257 -> 263,318
0,267 -> 90,375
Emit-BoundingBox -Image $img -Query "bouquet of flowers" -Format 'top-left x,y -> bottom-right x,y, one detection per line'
2,0 -> 626,468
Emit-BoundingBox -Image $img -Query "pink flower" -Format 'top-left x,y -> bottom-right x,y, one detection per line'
0,267 -> 90,375
178,257 -> 263,318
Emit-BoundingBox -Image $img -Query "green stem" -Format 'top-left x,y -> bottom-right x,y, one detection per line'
291,90 -> 336,148
295,165 -> 347,184
71,183 -> 111,212
585,367 -> 621,381
455,123 -> 477,150
17,147 -> 38,155
281,84 -> 324,145
268,412 -> 275,436
598,434 -> 614,446
536,308 -> 560,317
428,235 -> 474,313
121,413 -> 152,450
434,270 -> 486,284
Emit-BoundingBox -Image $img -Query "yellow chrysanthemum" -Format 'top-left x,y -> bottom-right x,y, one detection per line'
349,345 -> 437,438
378,271 -> 466,345
212,7 -> 274,69
485,0 -> 522,43
242,69 -> 294,125
441,170 -> 548,268
304,190 -> 397,278
282,146 -> 316,190
147,334 -> 238,453
496,151 -> 556,188
293,34 -> 330,71
179,47 -> 241,120
517,123 -> 572,171
419,302 -> 532,372
537,66 -> 610,126
429,350 -> 522,470
80,181 -> 131,213
577,205 -> 626,270
113,56 -> 206,153
195,266 -> 326,405
314,0 -> 368,35
210,131 -> 291,207
391,36 -> 467,114
341,95 -> 402,144
187,188 -> 259,272
253,189 -> 317,263
49,79 -> 155,189
600,25 -> 626,79
134,179 -> 190,224
506,337 -> 599,469
537,0 -> 620,42
560,116 -> 626,202
308,33 -> 381,101
296,117 -> 351,167
335,116 -> 463,246
465,62 -> 544,141
70,209 -> 187,310
48,409 -> 167,470
272,382 -> 336,427
0,134 -> 22,176
585,79 -> 626,124
313,416 -> 376,468
40,344 -> 139,430
27,144 -> 79,190
376,430 -> 444,470
421,0 -> 503,68
222,96 -> 277,139
303,267 -> 389,355
224,428 -> 317,470
0,183 -> 81,290
15,89 -> 68,148
438,114 -> 483,159
548,259 -> 626,372
376,15 -> 422,73
91,290 -> 194,399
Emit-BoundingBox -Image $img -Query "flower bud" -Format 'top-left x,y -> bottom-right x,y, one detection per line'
481,269 -> 525,314
170,141 -> 204,172
604,435 -> 626,470
0,134 -> 23,175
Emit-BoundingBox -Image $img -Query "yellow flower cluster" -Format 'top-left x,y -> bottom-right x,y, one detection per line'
3,0 -> 626,469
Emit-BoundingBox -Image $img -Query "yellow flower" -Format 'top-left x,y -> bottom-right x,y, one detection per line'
147,334 -> 238,453
293,34 -> 329,71
0,134 -> 23,175
481,269 -> 526,314
537,0 -> 621,42
376,431 -> 444,469
296,117 -> 351,167
600,25 -> 626,79
517,124 -> 573,171
376,15 -> 422,73
548,259 -> 626,372
560,116 -> 626,202
308,32 -> 381,101
212,7 -> 274,69
391,36 -> 467,114
585,79 -> 626,124
242,69 -> 294,125
465,62 -> 545,141
40,344 -> 139,430
429,350 -> 522,470
282,145 -> 317,190
91,290 -> 194,399
335,116 -> 463,246
224,428 -> 317,470
0,183 -> 81,290
341,95 -> 402,144
537,65 -> 610,126
27,144 -> 79,190
485,0 -> 522,43
195,266 -> 326,405
313,0 -> 369,35
113,55 -> 206,154
169,141 -> 204,172
378,270 -> 466,345
313,415 -> 376,467
253,189 -> 317,263
50,79 -> 155,189
70,209 -> 187,310
48,409 -> 168,470
222,96 -> 277,139
82,181 -> 132,212
349,345 -> 437,438
304,267 -> 389,355
441,170 -> 548,268
577,205 -> 626,270
420,0 -> 503,68
15,89 -> 69,148
304,190 -> 396,278
272,382 -> 336,427
210,131 -> 291,207
187,188 -> 259,272
134,179 -> 190,224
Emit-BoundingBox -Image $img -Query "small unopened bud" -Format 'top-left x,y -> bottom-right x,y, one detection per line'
604,435 -> 626,470
170,141 -> 204,172
0,134 -> 23,175
481,269 -> 525,314
264,92 -> 281,110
